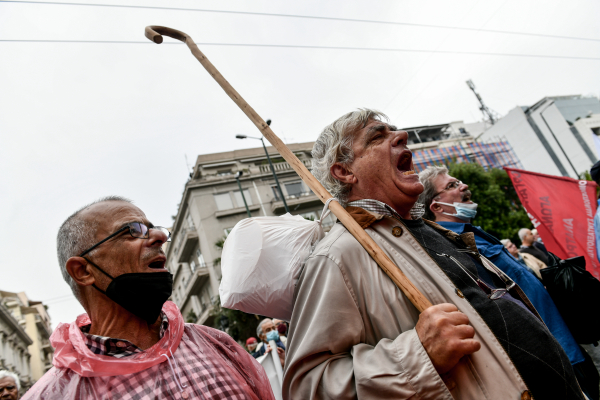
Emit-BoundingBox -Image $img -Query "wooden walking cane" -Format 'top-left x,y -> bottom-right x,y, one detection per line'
145,26 -> 432,313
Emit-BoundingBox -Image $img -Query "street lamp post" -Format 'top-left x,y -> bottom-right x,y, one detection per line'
234,171 -> 252,217
236,120 -> 290,213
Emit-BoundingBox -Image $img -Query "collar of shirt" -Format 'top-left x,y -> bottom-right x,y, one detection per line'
347,199 -> 404,220
80,312 -> 169,358
434,220 -> 468,234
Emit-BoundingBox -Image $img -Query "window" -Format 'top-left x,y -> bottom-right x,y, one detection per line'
186,212 -> 195,229
214,193 -> 233,210
190,260 -> 197,272
285,181 -> 304,198
173,233 -> 185,255
217,170 -> 232,176
196,249 -> 207,267
271,185 -> 282,201
233,189 -> 253,207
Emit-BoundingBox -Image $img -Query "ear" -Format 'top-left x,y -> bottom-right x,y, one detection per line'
330,163 -> 357,185
65,257 -> 96,287
429,200 -> 443,215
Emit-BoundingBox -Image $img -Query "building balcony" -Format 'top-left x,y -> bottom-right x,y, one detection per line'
35,315 -> 52,338
215,204 -> 260,218
196,305 -> 213,326
181,267 -> 211,309
258,158 -> 312,175
176,229 -> 199,263
271,191 -> 322,214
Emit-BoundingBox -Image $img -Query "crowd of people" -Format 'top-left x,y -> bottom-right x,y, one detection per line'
6,108 -> 600,399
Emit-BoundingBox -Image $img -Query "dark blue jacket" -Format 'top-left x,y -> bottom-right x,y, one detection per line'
252,339 -> 286,359
437,221 -> 584,366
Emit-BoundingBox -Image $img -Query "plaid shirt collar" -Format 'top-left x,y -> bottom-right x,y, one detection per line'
348,199 -> 404,219
348,199 -> 425,220
80,312 -> 169,358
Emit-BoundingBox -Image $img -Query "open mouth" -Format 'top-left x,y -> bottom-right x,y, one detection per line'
462,191 -> 472,202
148,259 -> 166,269
397,151 -> 415,175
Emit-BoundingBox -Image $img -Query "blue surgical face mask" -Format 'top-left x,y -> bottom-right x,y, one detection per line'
434,201 -> 478,222
266,330 -> 280,342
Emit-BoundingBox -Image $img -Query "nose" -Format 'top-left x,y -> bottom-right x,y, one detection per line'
391,131 -> 408,148
459,182 -> 469,191
148,227 -> 169,246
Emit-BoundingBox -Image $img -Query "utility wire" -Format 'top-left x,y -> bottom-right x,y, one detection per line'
42,293 -> 75,302
1,39 -> 600,61
1,0 -> 600,43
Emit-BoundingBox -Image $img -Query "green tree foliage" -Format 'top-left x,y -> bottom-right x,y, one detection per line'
210,295 -> 264,342
447,163 -> 532,244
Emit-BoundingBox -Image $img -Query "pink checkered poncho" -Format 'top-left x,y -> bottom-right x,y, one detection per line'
23,301 -> 275,400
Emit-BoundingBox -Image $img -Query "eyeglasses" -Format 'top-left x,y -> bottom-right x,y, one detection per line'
434,180 -> 463,198
437,249 -> 515,300
79,222 -> 171,257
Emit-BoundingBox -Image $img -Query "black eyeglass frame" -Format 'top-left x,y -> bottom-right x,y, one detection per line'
78,222 -> 171,257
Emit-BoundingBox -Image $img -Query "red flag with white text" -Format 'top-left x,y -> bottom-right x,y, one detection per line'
505,167 -> 599,279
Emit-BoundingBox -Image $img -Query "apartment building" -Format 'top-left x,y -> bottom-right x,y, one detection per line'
479,95 -> 600,178
0,291 -> 53,384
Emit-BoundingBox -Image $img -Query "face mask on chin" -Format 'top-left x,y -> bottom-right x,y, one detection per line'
434,201 -> 478,222
84,258 -> 173,324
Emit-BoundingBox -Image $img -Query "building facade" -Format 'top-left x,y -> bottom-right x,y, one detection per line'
0,295 -> 33,390
167,127 -> 521,328
479,95 -> 600,178
0,291 -> 53,384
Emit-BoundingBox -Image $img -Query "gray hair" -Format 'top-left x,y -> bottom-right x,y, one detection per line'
417,166 -> 449,220
500,239 -> 511,247
256,318 -> 273,338
311,108 -> 389,206
518,228 -> 530,242
57,196 -> 132,301
0,370 -> 20,391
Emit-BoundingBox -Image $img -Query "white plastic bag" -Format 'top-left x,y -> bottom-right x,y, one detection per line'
219,211 -> 328,321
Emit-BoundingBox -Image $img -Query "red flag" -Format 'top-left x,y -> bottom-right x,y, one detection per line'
505,167 -> 600,279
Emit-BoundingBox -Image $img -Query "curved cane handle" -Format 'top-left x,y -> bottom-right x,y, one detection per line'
145,26 -> 190,44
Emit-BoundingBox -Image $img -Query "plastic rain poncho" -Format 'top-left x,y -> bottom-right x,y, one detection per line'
23,301 -> 275,400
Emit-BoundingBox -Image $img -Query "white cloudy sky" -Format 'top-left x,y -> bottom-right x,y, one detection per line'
1,0 -> 599,328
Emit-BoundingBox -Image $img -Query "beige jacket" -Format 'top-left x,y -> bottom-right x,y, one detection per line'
283,212 -> 534,400
521,253 -> 547,279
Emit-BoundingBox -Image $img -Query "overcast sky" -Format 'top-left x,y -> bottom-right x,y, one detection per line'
1,0 -> 599,328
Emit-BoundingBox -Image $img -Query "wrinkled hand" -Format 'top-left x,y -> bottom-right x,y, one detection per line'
415,303 -> 481,375
266,344 -> 285,368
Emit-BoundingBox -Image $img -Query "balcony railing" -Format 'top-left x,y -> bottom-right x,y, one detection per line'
258,159 -> 312,174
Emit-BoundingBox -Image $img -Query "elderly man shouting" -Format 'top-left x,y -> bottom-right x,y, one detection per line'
283,109 -> 584,400
24,196 -> 274,400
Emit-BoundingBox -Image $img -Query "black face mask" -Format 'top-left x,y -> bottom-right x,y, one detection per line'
84,258 -> 173,324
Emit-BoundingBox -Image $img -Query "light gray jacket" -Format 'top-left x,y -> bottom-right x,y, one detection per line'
283,211 -> 534,400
